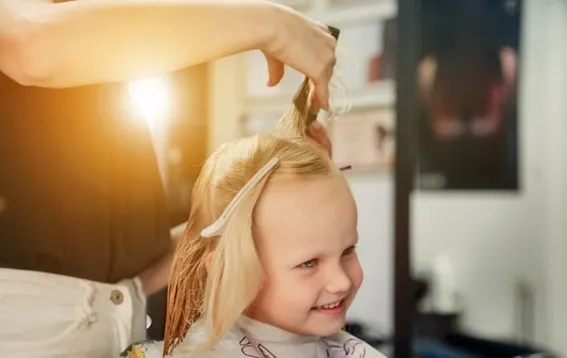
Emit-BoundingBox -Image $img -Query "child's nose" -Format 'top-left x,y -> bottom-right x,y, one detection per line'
325,266 -> 353,294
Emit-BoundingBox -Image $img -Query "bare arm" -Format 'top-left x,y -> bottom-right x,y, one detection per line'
0,0 -> 276,88
138,221 -> 186,295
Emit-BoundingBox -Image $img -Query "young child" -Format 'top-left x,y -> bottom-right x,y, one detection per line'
119,83 -> 386,358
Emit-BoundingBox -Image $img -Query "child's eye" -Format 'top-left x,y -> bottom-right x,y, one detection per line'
343,245 -> 357,257
300,259 -> 318,269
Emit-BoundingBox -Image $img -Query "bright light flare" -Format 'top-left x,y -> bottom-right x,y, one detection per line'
128,76 -> 171,130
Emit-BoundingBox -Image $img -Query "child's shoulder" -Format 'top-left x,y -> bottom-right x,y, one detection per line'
324,330 -> 387,358
118,340 -> 164,358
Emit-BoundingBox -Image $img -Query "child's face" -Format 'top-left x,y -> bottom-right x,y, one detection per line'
247,174 -> 363,337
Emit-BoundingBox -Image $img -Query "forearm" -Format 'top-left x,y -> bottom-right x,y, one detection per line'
138,221 -> 187,295
1,0 -> 275,88
138,248 -> 174,296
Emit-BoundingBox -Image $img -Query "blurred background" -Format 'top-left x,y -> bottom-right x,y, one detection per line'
127,0 -> 566,357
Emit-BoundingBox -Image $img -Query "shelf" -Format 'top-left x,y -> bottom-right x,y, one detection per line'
270,0 -> 396,21
308,0 -> 397,25
342,80 -> 395,109
241,80 -> 395,115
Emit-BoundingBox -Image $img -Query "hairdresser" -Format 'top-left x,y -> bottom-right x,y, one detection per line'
0,0 -> 334,356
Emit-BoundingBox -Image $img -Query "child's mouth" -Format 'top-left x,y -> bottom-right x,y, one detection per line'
312,299 -> 345,315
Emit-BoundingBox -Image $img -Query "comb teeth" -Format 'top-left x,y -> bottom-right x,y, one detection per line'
328,25 -> 340,40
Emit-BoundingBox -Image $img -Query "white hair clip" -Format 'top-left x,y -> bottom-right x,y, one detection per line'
200,157 -> 280,238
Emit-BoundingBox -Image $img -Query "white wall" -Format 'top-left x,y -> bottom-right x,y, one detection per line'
207,55 -> 243,155
539,0 -> 567,354
345,173 -> 394,337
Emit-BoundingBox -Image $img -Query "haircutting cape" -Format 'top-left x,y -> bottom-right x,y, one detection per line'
119,317 -> 387,358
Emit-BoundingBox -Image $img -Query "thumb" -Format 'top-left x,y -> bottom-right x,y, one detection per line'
265,55 -> 285,87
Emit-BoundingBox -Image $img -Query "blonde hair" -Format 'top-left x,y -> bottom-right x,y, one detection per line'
163,84 -> 337,356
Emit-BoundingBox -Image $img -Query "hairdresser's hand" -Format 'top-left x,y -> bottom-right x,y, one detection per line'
262,4 -> 336,111
307,121 -> 332,158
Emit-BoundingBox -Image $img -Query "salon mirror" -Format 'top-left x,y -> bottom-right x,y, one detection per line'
405,0 -> 567,357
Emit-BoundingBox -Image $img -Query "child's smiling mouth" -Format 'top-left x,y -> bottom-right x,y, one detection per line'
312,299 -> 346,315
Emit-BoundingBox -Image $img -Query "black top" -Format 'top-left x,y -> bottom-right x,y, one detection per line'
0,73 -> 172,283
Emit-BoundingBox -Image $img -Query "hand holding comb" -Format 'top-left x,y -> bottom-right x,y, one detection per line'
274,25 -> 341,137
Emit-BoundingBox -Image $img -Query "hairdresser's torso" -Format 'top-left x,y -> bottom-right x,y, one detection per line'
0,73 -> 171,283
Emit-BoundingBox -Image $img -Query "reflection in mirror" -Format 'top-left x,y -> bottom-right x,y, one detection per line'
410,1 -> 566,357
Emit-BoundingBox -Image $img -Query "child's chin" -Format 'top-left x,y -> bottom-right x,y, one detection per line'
305,317 -> 346,337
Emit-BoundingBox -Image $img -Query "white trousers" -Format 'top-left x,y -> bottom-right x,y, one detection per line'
0,268 -> 147,358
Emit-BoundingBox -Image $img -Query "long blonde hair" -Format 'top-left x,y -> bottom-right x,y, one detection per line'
163,84 -> 336,355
